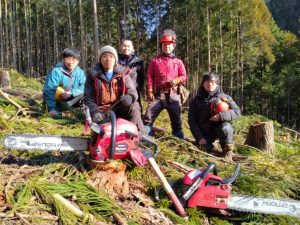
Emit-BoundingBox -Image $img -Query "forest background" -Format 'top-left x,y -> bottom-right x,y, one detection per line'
0,0 -> 299,130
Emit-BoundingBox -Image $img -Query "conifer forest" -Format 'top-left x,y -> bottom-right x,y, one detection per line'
0,0 -> 299,129
0,1 -> 300,224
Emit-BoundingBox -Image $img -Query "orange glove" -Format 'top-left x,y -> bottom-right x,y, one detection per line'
169,78 -> 181,87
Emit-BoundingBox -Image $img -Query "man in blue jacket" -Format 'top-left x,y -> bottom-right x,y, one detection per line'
43,48 -> 86,117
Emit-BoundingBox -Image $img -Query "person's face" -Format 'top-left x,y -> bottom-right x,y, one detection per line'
64,57 -> 79,71
203,79 -> 218,92
161,42 -> 175,54
100,53 -> 116,70
120,40 -> 134,56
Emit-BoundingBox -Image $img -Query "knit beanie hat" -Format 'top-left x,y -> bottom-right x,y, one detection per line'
99,45 -> 118,64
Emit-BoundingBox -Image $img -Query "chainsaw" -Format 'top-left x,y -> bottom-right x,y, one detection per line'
155,162 -> 300,218
3,110 -> 300,219
3,108 -> 157,167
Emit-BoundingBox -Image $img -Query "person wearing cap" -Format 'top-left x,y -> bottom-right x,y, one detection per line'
118,39 -> 144,112
43,48 -> 86,117
84,45 -> 145,133
188,72 -> 241,160
144,29 -> 187,139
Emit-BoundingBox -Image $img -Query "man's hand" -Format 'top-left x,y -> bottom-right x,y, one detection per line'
92,112 -> 105,123
147,90 -> 154,102
210,113 -> 221,122
60,91 -> 71,100
198,138 -> 207,145
120,94 -> 133,106
167,78 -> 181,88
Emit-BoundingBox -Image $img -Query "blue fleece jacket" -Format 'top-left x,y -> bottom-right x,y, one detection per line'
43,62 -> 86,111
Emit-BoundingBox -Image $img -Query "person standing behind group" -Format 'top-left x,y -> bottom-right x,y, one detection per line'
143,29 -> 187,139
118,39 -> 145,112
43,48 -> 86,118
188,72 -> 241,160
84,45 -> 145,134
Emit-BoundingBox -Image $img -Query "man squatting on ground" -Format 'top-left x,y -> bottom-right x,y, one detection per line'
188,72 -> 241,160
43,48 -> 86,117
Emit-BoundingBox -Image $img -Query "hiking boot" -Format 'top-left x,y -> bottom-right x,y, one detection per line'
172,129 -> 185,139
222,144 -> 234,161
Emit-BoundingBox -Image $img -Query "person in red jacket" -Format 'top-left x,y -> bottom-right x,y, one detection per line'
144,29 -> 187,139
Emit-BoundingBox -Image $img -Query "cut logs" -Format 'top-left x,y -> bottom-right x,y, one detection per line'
245,121 -> 274,154
0,70 -> 10,88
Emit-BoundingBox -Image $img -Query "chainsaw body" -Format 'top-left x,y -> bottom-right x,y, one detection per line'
89,117 -> 140,161
182,169 -> 230,209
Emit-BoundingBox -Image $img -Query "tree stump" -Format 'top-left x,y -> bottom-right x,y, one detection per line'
87,160 -> 129,197
245,121 -> 274,154
0,70 -> 10,88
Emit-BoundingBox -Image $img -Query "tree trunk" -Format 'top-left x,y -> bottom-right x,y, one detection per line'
245,121 -> 274,154
238,10 -> 244,113
24,0 -> 30,75
9,0 -> 16,69
79,0 -> 86,70
16,0 -> 21,72
219,3 -> 224,89
206,0 -> 211,72
67,0 -> 73,47
0,0 -> 3,67
29,0 -> 33,76
135,0 -> 140,55
4,0 -> 9,67
155,0 -> 159,55
35,3 -> 40,77
123,0 -> 127,38
53,0 -> 59,61
92,0 -> 99,65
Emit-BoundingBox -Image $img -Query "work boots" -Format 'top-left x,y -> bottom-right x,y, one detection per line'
222,144 -> 234,161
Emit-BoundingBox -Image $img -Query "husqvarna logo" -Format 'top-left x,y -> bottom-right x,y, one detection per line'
115,144 -> 128,152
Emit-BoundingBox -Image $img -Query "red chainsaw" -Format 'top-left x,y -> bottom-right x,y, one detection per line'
154,162 -> 300,218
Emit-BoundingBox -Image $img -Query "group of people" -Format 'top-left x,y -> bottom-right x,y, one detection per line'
42,29 -> 241,160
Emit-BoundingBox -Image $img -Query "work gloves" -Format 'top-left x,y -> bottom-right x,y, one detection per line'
60,91 -> 71,100
120,94 -> 133,106
167,78 -> 181,88
92,112 -> 105,123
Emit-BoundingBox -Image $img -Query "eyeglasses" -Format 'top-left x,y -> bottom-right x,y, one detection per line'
64,57 -> 79,63
205,80 -> 217,84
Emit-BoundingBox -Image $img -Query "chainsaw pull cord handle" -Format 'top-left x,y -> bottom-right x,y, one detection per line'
220,162 -> 240,184
182,162 -> 216,201
140,134 -> 158,156
107,110 -> 117,160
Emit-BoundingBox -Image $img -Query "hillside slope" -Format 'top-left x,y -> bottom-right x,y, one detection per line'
0,70 -> 299,225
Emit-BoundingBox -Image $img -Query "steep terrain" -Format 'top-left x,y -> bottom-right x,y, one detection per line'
0,70 -> 299,225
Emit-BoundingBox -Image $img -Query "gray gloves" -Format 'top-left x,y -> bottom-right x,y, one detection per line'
92,112 -> 105,123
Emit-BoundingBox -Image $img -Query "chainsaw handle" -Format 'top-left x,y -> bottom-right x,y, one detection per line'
140,134 -> 158,156
201,162 -> 216,179
106,110 -> 116,160
220,162 -> 240,184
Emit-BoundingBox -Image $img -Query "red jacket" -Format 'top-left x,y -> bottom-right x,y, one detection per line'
147,54 -> 187,94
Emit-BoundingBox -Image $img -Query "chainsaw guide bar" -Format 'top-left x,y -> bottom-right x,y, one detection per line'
228,196 -> 300,218
4,134 -> 89,151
